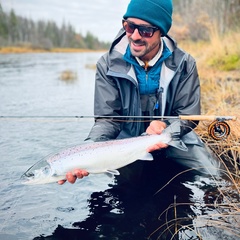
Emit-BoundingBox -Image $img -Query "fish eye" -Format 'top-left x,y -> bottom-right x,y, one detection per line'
42,166 -> 50,174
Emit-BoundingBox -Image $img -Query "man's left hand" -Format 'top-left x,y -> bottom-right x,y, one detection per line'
146,120 -> 168,152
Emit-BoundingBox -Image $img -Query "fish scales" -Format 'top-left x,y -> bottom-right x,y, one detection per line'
21,121 -> 186,185
50,133 -> 171,173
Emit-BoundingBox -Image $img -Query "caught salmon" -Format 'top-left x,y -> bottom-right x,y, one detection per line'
21,121 -> 187,185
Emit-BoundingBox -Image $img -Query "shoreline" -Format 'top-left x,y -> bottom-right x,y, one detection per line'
0,46 -> 106,54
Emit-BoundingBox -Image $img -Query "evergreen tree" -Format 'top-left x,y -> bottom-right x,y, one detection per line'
0,8 -> 109,50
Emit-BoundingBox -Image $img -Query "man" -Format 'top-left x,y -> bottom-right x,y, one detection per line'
58,0 -> 219,185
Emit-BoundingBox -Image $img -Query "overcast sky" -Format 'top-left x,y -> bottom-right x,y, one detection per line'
1,0 -> 130,42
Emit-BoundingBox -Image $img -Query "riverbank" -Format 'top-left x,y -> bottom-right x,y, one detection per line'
0,46 -> 105,54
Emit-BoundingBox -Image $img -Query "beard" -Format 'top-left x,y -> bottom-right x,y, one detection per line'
128,38 -> 160,61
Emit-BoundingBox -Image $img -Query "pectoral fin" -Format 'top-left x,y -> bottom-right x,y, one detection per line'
138,152 -> 154,161
106,169 -> 120,176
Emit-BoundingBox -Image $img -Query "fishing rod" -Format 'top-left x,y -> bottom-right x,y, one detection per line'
0,115 -> 237,140
0,115 -> 237,121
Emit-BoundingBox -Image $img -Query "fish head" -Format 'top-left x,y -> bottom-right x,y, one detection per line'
21,160 -> 61,185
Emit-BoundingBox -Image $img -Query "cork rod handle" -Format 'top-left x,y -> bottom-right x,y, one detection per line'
179,115 -> 237,121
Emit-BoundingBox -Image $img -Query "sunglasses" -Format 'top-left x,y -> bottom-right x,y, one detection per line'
122,19 -> 159,38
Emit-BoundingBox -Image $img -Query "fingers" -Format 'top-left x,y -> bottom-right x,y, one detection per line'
147,142 -> 168,152
58,169 -> 89,185
66,172 -> 78,184
74,169 -> 89,179
146,121 -> 167,135
145,121 -> 168,152
58,179 -> 67,185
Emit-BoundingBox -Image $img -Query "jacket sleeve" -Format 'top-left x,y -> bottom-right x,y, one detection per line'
166,53 -> 201,136
86,53 -> 122,142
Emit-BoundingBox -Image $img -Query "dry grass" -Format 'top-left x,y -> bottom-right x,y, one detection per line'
179,29 -> 240,76
148,200 -> 240,239
59,70 -> 78,82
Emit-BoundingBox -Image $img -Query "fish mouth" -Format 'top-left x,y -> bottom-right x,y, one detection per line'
20,173 -> 34,184
20,160 -> 52,184
20,170 -> 37,184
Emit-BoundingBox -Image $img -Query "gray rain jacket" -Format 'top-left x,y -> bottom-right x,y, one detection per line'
87,29 -> 201,142
86,29 -> 221,175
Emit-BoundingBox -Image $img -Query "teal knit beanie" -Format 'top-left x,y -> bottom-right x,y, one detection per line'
123,0 -> 173,36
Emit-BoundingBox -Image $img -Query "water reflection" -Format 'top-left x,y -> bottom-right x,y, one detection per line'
33,151 -> 216,240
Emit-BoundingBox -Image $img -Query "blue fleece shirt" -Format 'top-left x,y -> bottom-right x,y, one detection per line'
123,41 -> 172,95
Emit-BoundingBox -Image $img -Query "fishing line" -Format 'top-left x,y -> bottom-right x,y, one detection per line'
0,115 -> 237,140
0,115 -> 237,121
0,115 -> 186,125
0,115 -> 169,123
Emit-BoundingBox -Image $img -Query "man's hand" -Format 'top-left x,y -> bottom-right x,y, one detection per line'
58,169 -> 89,185
146,120 -> 168,152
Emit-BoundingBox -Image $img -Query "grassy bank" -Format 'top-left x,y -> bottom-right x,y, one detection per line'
179,31 -> 240,76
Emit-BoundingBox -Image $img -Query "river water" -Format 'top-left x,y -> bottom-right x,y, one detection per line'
0,52 -> 239,240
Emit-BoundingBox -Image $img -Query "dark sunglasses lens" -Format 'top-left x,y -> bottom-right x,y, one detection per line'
123,21 -> 155,38
139,27 -> 154,37
123,21 -> 135,34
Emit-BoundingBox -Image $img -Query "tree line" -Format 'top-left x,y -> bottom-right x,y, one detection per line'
0,8 -> 110,50
0,1 -> 240,50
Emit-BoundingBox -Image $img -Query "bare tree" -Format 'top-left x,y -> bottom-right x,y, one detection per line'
173,0 -> 240,40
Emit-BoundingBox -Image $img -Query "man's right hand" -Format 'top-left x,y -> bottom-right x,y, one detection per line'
58,169 -> 89,185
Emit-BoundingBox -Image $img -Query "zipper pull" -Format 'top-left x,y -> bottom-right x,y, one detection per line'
144,61 -> 149,82
144,61 -> 149,70
154,87 -> 164,111
154,101 -> 159,110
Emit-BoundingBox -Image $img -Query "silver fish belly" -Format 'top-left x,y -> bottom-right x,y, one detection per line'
21,121 -> 187,185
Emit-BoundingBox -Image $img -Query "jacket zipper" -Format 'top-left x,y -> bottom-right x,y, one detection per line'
154,87 -> 164,115
145,70 -> 148,81
144,61 -> 149,82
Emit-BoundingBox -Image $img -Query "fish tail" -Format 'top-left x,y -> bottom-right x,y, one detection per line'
163,121 -> 188,151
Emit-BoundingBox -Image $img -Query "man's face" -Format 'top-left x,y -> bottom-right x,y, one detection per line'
123,18 -> 161,62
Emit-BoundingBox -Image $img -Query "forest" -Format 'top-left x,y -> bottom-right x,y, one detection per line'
0,6 -> 109,50
0,0 -> 239,51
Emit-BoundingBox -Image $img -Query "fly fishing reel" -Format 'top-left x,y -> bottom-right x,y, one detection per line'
208,120 -> 231,141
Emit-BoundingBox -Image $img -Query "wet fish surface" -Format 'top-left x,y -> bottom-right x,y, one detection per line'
21,121 -> 187,185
